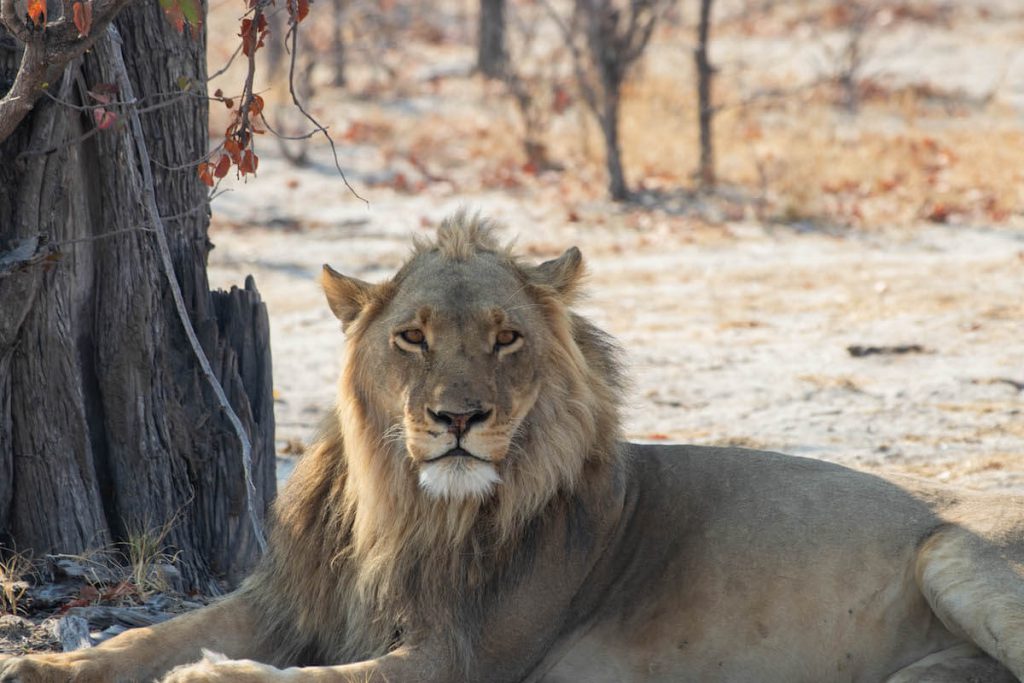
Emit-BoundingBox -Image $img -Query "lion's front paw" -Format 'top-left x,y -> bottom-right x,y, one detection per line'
160,651 -> 290,683
0,655 -> 99,683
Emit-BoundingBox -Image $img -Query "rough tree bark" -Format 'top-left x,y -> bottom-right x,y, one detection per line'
694,0 -> 715,189
477,0 -> 507,78
0,3 -> 275,592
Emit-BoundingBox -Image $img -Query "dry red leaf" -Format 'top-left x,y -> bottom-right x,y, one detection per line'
239,14 -> 268,57
238,150 -> 258,175
198,162 -> 214,187
27,0 -> 46,26
239,19 -> 254,54
288,0 -> 310,23
72,0 -> 92,36
214,154 -> 231,178
223,138 -> 242,162
248,94 -> 264,118
93,108 -> 117,130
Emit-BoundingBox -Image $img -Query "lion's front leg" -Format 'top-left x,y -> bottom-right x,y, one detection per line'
0,654 -> 112,683
0,593 -> 262,683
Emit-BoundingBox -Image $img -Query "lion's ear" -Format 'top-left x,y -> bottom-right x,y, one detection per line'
532,247 -> 585,300
321,264 -> 374,328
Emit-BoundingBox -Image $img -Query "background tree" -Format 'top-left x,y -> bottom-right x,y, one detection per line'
502,0 -> 570,170
694,0 -> 715,188
825,0 -> 873,114
477,0 -> 507,78
330,0 -> 348,87
548,0 -> 672,200
0,0 -> 276,591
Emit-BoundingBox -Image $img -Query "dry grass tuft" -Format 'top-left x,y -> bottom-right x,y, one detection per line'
0,551 -> 34,616
122,523 -> 181,600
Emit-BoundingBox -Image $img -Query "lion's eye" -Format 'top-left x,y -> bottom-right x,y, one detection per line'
399,329 -> 426,346
495,330 -> 520,348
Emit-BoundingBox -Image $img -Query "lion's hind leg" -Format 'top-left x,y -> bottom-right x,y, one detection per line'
914,526 -> 1024,680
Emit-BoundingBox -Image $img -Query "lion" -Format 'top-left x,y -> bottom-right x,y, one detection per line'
3,212 -> 1024,682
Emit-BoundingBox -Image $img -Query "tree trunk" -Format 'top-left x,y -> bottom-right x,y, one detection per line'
0,4 -> 275,592
331,0 -> 347,87
265,9 -> 287,81
477,0 -> 507,79
694,0 -> 715,189
601,90 -> 628,201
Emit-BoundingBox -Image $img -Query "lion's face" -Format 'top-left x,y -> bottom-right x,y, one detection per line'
322,231 -> 585,503
373,254 -> 547,500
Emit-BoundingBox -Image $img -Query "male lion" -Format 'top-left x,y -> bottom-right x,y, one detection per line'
3,213 -> 1024,682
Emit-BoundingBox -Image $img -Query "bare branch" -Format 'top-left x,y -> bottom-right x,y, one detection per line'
209,43 -> 243,82
0,0 -> 136,144
0,0 -> 32,42
51,196 -> 228,247
0,41 -> 50,142
537,0 -> 600,116
285,0 -> 366,204
258,111 -> 318,141
235,0 -> 265,156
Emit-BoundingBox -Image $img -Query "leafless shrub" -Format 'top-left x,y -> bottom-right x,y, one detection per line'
502,1 -> 572,170
544,0 -> 674,200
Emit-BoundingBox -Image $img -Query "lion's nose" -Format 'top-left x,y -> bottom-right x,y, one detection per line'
427,408 -> 493,437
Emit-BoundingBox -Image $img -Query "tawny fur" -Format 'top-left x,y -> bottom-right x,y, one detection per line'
240,215 -> 623,667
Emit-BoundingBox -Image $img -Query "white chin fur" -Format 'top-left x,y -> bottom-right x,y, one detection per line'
418,459 -> 501,501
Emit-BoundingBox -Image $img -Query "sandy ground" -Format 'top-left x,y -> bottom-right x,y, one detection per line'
206,145 -> 1024,492
198,0 -> 1024,493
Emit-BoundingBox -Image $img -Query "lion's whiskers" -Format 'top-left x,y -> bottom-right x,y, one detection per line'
503,302 -> 546,314
376,423 -> 406,451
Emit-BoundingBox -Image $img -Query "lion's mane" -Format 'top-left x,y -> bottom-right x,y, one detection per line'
242,214 -> 625,668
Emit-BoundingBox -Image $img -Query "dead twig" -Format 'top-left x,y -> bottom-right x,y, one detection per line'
847,344 -> 926,358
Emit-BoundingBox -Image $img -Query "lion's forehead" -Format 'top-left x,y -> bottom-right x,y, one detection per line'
388,255 -> 533,327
